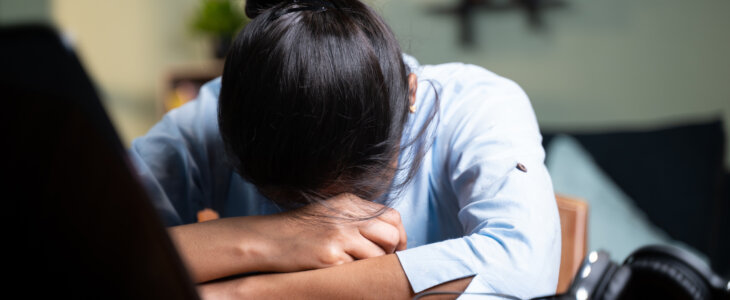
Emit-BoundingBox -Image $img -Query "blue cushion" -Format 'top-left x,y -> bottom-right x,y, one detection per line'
545,135 -> 707,263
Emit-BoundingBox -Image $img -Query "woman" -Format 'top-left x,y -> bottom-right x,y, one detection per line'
130,0 -> 561,298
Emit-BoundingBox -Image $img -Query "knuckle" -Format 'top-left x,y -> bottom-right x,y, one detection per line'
382,208 -> 402,224
332,225 -> 351,239
384,228 -> 400,250
390,208 -> 402,221
318,245 -> 343,266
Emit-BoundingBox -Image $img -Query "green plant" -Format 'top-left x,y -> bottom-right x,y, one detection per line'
191,0 -> 249,39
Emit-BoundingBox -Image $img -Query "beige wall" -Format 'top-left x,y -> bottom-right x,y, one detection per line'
51,0 -> 215,146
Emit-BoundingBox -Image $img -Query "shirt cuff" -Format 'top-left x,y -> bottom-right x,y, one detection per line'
457,274 -> 495,300
395,237 -> 478,293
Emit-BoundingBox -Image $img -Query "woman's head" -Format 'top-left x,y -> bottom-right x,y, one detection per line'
218,0 -> 419,208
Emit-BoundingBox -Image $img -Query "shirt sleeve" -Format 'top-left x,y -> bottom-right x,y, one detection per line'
129,78 -> 230,227
395,64 -> 562,299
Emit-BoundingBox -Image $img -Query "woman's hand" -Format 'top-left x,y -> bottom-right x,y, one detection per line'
168,193 -> 407,283
253,193 -> 408,272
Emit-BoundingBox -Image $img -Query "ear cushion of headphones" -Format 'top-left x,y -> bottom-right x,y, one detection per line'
621,256 -> 711,300
598,265 -> 631,300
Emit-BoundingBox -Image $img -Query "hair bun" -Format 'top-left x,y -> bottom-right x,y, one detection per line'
245,0 -> 287,18
246,0 -> 339,18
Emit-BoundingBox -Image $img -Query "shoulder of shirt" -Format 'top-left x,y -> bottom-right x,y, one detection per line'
200,77 -> 222,103
402,53 -> 524,100
425,63 -> 521,94
167,76 -> 222,120
403,55 -> 537,156
413,67 -> 528,129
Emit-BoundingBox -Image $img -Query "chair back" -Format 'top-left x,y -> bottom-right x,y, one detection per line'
556,194 -> 588,293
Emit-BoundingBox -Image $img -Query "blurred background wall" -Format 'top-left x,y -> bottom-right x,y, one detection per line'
0,0 -> 48,23
1,0 -> 728,167
373,0 -> 730,167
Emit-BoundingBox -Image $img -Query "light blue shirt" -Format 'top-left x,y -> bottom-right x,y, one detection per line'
130,54 -> 561,299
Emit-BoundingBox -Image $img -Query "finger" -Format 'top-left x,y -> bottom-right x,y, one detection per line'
318,247 -> 355,268
344,234 -> 387,260
358,219 -> 401,253
377,209 -> 408,251
335,253 -> 356,266
394,219 -> 407,251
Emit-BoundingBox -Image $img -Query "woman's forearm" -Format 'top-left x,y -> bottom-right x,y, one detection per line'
168,196 -> 408,284
167,216 -> 274,283
242,254 -> 412,299
198,254 -> 473,299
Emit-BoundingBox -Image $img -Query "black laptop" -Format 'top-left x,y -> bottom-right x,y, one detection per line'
2,25 -> 200,299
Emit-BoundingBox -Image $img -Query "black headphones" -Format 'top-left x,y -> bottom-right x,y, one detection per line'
534,245 -> 730,300
415,245 -> 729,300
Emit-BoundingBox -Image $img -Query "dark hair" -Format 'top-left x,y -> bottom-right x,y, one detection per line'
218,0 -> 435,210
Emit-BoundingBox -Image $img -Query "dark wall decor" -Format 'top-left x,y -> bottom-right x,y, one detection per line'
429,0 -> 567,46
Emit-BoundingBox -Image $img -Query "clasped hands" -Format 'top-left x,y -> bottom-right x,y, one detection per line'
169,193 -> 408,285
250,193 -> 408,273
